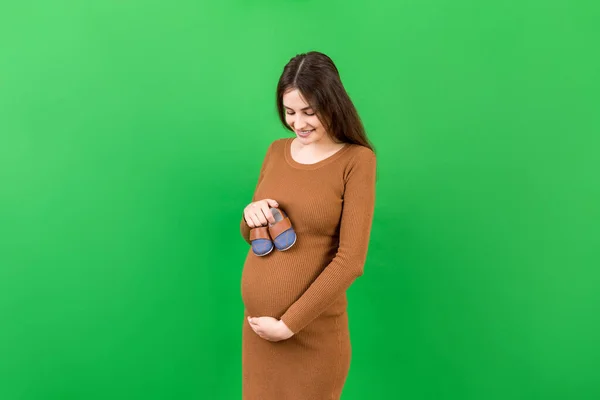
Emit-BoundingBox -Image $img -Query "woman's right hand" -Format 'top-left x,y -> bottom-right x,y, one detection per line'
244,199 -> 279,228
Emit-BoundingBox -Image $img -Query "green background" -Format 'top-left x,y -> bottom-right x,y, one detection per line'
1,1 -> 598,399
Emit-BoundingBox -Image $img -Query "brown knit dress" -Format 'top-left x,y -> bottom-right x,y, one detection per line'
240,137 -> 376,400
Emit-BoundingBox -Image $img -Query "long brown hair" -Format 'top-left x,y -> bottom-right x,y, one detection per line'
276,51 -> 374,152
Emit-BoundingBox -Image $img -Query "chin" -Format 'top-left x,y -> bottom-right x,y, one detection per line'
296,132 -> 323,144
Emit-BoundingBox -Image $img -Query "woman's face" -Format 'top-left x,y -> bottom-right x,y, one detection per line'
283,89 -> 329,145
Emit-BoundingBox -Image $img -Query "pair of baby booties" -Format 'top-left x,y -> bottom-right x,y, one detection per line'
249,208 -> 297,256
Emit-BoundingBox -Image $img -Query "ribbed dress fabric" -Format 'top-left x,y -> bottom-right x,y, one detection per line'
240,137 -> 376,400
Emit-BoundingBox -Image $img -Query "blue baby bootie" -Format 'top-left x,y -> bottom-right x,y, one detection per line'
250,226 -> 274,256
268,208 -> 297,251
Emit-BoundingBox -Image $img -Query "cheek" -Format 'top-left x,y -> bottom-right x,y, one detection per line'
312,118 -> 325,133
308,117 -> 321,129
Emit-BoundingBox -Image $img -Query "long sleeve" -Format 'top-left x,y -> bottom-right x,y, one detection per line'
279,148 -> 377,333
240,142 -> 274,245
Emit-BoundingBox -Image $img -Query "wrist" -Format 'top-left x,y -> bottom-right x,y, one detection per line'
277,319 -> 286,331
278,319 -> 292,334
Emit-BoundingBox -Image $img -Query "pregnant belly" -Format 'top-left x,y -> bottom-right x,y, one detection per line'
241,251 -> 323,318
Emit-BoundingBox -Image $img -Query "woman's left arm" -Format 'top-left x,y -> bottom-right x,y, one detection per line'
279,147 -> 377,334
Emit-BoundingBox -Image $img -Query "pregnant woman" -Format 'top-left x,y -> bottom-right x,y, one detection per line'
240,51 -> 377,399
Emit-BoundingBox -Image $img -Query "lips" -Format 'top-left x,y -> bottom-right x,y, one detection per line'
297,129 -> 315,137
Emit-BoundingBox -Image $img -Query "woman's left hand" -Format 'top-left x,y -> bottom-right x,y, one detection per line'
247,316 -> 294,342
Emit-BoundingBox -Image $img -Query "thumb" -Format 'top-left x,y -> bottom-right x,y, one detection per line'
266,199 -> 279,208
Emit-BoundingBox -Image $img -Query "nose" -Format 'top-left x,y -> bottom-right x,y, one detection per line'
294,114 -> 307,130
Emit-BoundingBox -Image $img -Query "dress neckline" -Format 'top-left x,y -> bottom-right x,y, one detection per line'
284,137 -> 351,170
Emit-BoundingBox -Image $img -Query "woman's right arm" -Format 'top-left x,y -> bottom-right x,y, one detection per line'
240,142 -> 277,244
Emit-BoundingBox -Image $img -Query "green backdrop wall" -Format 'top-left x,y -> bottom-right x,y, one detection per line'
1,1 -> 598,399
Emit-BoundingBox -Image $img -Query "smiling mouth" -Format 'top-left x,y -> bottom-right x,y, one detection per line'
297,129 -> 315,136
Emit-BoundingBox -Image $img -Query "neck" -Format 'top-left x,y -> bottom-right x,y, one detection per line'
295,136 -> 342,151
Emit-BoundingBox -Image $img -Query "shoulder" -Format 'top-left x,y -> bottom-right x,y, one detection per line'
257,138 -> 289,162
341,144 -> 377,181
346,143 -> 376,164
265,138 -> 289,154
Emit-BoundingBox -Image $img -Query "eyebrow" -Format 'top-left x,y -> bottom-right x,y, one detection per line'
283,104 -> 313,111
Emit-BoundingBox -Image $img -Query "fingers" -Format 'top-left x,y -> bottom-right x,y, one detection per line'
264,199 -> 279,224
248,317 -> 274,341
247,317 -> 259,330
245,199 -> 279,227
244,207 -> 263,228
249,320 -> 265,338
249,211 -> 263,227
254,206 -> 270,226
244,214 -> 256,228
259,203 -> 276,225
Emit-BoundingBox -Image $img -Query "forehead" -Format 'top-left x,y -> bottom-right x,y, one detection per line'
282,89 -> 312,109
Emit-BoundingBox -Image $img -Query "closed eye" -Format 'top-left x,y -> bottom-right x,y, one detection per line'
286,111 -> 315,116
